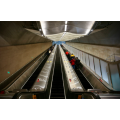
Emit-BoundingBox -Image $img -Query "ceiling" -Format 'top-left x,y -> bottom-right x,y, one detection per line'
39,21 -> 95,41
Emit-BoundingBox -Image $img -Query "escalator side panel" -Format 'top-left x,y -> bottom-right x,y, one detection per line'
62,43 -> 113,92
59,45 -> 85,92
80,64 -> 111,91
6,53 -> 47,92
22,55 -> 49,90
0,49 -> 48,91
29,45 -> 57,99
75,69 -> 93,90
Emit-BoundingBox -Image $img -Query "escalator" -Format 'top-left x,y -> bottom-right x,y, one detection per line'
50,45 -> 65,99
75,69 -> 93,90
22,54 -> 50,90
62,47 -> 93,91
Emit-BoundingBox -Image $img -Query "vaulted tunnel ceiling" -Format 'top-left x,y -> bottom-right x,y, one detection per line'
39,21 -> 95,41
0,21 -> 114,47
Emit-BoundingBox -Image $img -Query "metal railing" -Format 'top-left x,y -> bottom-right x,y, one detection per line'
63,43 -> 120,91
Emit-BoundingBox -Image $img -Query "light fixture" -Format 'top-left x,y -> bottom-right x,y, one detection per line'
64,25 -> 67,32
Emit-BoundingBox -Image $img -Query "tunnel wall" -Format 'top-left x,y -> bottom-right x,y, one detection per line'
0,21 -> 51,47
0,21 -> 52,84
68,22 -> 120,47
66,42 -> 120,60
0,42 -> 52,83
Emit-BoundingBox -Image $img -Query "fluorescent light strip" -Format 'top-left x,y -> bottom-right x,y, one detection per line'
64,25 -> 67,32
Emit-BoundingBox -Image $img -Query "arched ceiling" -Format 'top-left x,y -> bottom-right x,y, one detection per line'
39,21 -> 95,41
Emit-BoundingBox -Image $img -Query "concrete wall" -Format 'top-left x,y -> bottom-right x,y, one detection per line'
0,21 -> 51,47
0,42 -> 52,83
66,42 -> 120,60
69,22 -> 120,47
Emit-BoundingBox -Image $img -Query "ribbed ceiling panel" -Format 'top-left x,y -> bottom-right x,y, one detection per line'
60,32 -> 84,41
46,33 -> 63,41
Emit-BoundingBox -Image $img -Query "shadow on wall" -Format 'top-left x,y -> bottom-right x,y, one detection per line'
52,41 -> 66,45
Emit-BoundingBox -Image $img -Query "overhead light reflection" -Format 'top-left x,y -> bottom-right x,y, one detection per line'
64,25 -> 67,32
59,32 -> 66,41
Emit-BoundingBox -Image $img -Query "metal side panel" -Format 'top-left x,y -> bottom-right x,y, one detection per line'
59,45 -> 84,92
80,64 -> 112,92
30,45 -> 57,92
63,43 -> 114,92
6,54 -> 46,92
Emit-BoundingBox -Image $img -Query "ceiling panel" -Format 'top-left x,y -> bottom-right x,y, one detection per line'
40,21 -> 65,29
45,32 -> 84,41
40,21 -> 95,41
46,33 -> 63,41
67,21 -> 95,29
42,25 -> 65,35
60,32 -> 84,41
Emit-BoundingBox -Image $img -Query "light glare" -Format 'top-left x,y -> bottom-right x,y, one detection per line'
64,25 -> 67,31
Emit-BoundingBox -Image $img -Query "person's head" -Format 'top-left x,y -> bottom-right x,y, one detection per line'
76,57 -> 78,59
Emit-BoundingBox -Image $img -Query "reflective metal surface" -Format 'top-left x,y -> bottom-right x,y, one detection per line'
31,45 -> 57,91
62,43 -> 115,91
40,21 -> 95,41
59,45 -> 84,92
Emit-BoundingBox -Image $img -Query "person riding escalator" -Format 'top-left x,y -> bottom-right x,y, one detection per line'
75,57 -> 83,70
70,58 -> 76,69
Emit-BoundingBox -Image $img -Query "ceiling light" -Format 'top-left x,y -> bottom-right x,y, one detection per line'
64,25 -> 67,31
65,21 -> 67,24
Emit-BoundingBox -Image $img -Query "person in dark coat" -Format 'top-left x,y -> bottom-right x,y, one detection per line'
70,58 -> 76,69
75,57 -> 82,70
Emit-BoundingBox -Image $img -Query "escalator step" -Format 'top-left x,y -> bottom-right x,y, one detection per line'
50,46 -> 65,99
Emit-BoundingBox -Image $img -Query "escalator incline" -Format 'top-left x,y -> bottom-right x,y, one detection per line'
22,54 -> 49,90
50,46 -> 65,99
